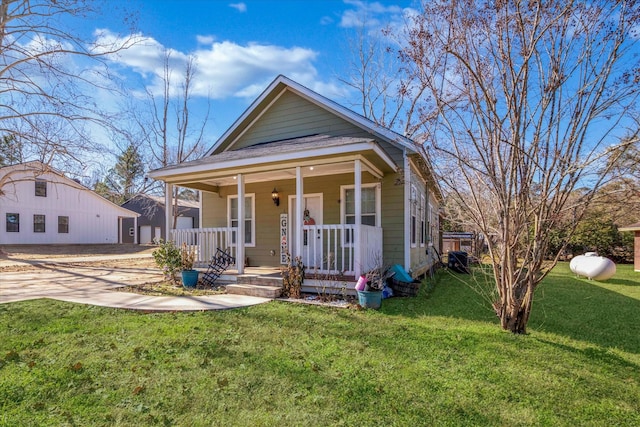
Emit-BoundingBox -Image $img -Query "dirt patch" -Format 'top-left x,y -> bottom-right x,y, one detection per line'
0,244 -> 156,259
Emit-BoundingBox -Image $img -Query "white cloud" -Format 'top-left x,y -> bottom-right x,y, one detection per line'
339,0 -> 410,30
196,35 -> 215,45
229,2 -> 247,13
96,31 -> 341,101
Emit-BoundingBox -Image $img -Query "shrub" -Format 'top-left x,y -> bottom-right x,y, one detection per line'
152,239 -> 182,284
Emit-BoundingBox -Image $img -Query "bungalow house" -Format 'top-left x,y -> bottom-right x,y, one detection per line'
148,75 -> 442,289
121,194 -> 200,244
0,161 -> 139,244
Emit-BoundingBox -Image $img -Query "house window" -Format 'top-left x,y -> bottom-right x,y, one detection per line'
34,214 -> 45,233
228,194 -> 255,246
341,184 -> 381,244
411,185 -> 417,247
343,185 -> 379,226
58,216 -> 69,233
420,195 -> 426,247
6,213 -> 19,232
35,180 -> 47,197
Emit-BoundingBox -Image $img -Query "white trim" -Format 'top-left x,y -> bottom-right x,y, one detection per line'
420,194 -> 426,248
340,182 -> 381,247
410,184 -> 418,248
150,143 -> 394,182
227,192 -> 256,248
403,152 -> 411,271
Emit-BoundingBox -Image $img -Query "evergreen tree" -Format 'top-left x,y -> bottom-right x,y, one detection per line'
0,135 -> 23,167
95,144 -> 145,204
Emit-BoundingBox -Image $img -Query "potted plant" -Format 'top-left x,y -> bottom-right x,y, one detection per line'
180,243 -> 199,288
356,267 -> 389,309
152,239 -> 182,285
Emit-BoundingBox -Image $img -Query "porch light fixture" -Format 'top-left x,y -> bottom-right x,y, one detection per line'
271,188 -> 280,206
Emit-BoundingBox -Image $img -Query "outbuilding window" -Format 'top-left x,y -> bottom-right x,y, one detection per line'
35,180 -> 47,197
34,214 -> 45,233
58,216 -> 69,233
6,213 -> 19,232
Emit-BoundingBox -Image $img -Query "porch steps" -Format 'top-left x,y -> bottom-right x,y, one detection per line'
225,274 -> 283,298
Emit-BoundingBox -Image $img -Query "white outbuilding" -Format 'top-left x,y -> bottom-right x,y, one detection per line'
0,161 -> 139,244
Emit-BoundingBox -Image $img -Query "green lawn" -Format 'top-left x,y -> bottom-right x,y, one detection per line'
1,263 -> 638,426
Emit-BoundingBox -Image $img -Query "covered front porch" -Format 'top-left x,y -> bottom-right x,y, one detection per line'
154,135 -> 400,280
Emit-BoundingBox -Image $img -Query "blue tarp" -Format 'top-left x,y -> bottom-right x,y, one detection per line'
390,264 -> 413,283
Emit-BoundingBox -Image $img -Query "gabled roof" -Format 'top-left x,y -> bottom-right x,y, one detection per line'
125,193 -> 199,209
206,75 -> 419,156
0,161 -> 139,217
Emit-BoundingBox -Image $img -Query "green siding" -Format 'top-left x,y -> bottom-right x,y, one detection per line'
200,170 -> 407,268
231,90 -> 370,150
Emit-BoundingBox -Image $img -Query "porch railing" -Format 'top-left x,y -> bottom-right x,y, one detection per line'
170,224 -> 382,275
170,227 -> 237,267
301,224 -> 383,277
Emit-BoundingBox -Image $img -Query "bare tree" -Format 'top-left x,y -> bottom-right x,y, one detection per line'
0,0 -> 139,187
133,50 -> 210,228
360,1 -> 640,333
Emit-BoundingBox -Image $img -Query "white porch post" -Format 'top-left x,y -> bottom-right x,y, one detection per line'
354,159 -> 362,277
295,166 -> 304,260
118,217 -> 123,244
133,216 -> 138,244
237,173 -> 245,274
165,183 -> 173,241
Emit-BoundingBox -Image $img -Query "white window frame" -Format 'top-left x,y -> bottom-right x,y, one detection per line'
340,183 -> 381,246
410,184 -> 417,248
420,194 -> 426,247
227,193 -> 256,247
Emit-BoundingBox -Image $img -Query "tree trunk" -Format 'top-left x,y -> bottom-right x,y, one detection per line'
494,283 -> 534,334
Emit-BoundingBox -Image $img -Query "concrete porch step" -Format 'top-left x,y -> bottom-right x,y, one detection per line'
226,284 -> 282,298
236,274 -> 282,287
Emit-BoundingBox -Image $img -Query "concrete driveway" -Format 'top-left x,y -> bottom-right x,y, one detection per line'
0,255 -> 270,311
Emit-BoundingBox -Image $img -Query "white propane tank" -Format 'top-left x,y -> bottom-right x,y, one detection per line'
569,253 -> 616,281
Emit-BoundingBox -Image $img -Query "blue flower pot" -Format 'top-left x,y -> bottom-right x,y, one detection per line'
181,270 -> 199,288
357,290 -> 382,309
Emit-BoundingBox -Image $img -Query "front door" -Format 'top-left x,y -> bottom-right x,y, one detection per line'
289,194 -> 323,269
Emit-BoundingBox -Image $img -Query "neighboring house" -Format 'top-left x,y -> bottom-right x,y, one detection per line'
619,222 -> 640,271
148,75 -> 443,281
442,231 -> 484,258
121,194 -> 199,244
0,161 -> 139,244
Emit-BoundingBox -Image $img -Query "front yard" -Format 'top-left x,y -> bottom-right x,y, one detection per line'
1,262 -> 638,426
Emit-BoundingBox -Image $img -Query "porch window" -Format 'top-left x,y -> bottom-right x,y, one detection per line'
228,194 -> 255,246
342,184 -> 380,226
34,214 -> 45,233
341,184 -> 380,244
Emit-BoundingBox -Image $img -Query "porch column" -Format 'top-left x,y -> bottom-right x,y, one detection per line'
133,216 -> 138,244
354,159 -> 362,277
295,166 -> 304,260
118,217 -> 123,244
237,174 -> 245,274
165,183 -> 173,241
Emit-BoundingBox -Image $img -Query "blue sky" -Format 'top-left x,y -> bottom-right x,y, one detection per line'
73,0 -> 416,149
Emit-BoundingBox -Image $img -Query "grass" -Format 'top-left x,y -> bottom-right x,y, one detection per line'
1,263 -> 638,426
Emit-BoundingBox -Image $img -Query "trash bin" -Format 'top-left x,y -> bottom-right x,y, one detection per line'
448,251 -> 469,273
